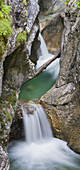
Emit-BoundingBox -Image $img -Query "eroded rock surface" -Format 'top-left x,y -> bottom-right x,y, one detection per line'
0,0 -> 39,169
39,0 -> 66,15
0,0 -> 39,96
41,14 -> 64,54
0,146 -> 9,170
40,1 -> 80,153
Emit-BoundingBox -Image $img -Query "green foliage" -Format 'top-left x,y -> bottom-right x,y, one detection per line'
4,111 -> 11,122
0,1 -> 12,58
76,0 -> 80,8
16,30 -> 27,44
64,0 -> 69,5
0,19 -> 12,36
63,0 -> 80,8
22,0 -> 27,5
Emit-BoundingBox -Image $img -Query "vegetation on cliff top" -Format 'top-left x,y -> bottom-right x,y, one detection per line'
0,0 -> 12,58
64,0 -> 80,8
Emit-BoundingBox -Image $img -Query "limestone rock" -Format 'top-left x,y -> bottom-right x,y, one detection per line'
9,100 -> 37,141
0,0 -> 39,96
0,0 -> 40,169
39,0 -> 66,15
41,14 -> 64,54
0,146 -> 9,170
40,1 -> 80,153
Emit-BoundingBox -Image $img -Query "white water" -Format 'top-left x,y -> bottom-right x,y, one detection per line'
36,33 -> 60,82
8,34 -> 80,169
39,33 -> 49,59
8,104 -> 80,170
22,104 -> 52,143
36,33 -> 60,74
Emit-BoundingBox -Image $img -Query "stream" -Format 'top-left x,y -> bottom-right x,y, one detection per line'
19,33 -> 60,100
8,103 -> 80,170
8,34 -> 80,170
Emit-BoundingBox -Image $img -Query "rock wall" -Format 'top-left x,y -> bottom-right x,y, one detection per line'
0,0 -> 39,169
39,0 -> 66,15
40,1 -> 80,153
0,0 -> 39,96
41,14 -> 64,54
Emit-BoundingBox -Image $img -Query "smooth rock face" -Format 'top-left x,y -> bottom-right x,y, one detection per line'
39,0 -> 66,15
41,14 -> 64,54
41,2 -> 80,153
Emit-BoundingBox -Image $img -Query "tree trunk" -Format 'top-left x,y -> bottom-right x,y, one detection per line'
30,52 -> 60,80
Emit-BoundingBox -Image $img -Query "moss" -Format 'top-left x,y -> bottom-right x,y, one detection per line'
16,30 -> 27,44
3,110 -> 11,122
0,1 -> 12,59
22,0 -> 27,5
1,122 -> 5,133
0,91 -> 17,108
63,0 -> 80,8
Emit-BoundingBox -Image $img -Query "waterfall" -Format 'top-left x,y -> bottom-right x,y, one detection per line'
8,104 -> 80,170
19,33 -> 60,100
36,33 -> 60,75
39,33 -> 49,59
8,33 -> 80,170
22,103 -> 53,143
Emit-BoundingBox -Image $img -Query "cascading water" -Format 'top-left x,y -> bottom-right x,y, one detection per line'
8,103 -> 80,170
39,33 -> 49,59
35,33 -> 59,70
8,34 -> 80,170
19,33 -> 60,100
22,104 -> 52,143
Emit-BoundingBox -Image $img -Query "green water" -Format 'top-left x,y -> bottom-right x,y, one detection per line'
19,71 -> 56,100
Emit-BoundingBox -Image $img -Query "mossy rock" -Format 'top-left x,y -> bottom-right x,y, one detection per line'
16,30 -> 27,44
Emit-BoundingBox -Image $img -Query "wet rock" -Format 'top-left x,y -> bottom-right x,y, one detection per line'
39,0 -> 66,15
0,0 -> 39,96
40,1 -> 80,153
9,100 -> 38,141
41,14 -> 64,54
0,0 -> 40,169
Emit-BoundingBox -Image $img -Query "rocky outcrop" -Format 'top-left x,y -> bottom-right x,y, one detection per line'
0,0 -> 39,96
0,0 -> 39,169
41,14 -> 64,54
39,0 -> 66,15
0,98 -> 15,170
40,1 -> 80,153
0,146 -> 9,170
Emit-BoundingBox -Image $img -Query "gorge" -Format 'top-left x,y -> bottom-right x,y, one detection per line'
0,0 -> 80,169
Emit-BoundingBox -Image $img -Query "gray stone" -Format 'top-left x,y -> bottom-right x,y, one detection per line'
39,0 -> 66,15
41,14 -> 64,54
0,0 -> 39,96
0,0 -> 40,169
0,146 -> 9,170
40,1 -> 80,153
